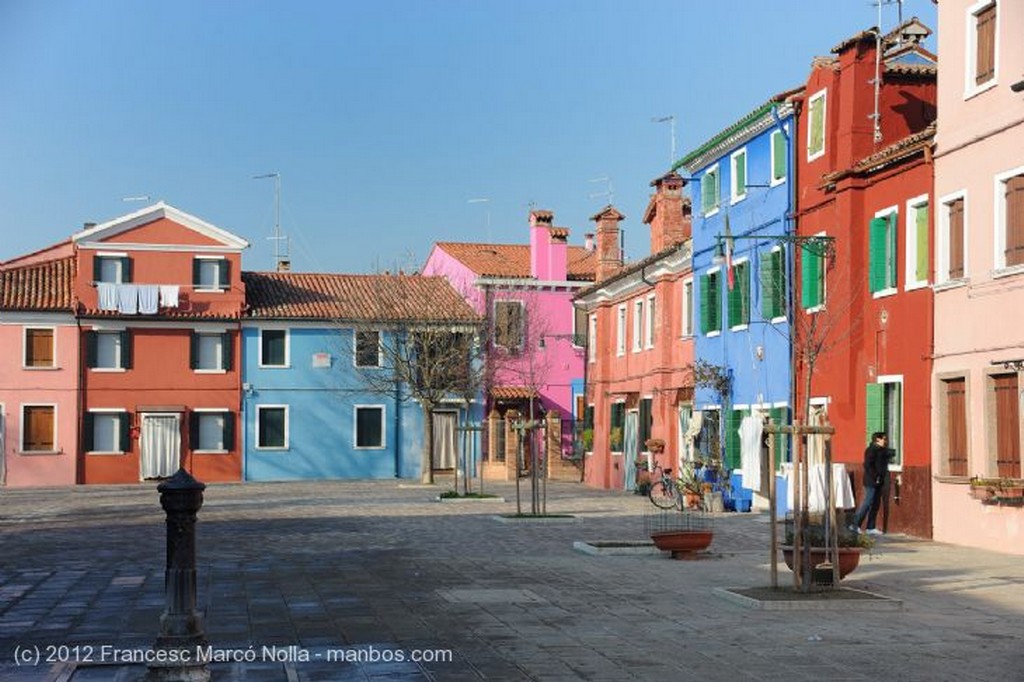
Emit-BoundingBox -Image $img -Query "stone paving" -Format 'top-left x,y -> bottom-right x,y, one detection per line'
1,478 -> 1023,681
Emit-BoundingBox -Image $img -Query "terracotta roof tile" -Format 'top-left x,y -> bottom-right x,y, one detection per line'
435,243 -> 596,281
822,124 -> 935,184
0,257 -> 75,311
884,63 -> 937,77
243,272 -> 481,323
490,386 -> 538,400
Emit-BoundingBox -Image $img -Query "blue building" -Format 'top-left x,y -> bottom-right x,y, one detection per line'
240,271 -> 482,481
677,95 -> 798,501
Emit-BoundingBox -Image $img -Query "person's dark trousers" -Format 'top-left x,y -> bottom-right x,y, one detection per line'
852,484 -> 882,530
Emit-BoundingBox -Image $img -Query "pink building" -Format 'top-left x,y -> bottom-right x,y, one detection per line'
932,0 -> 1024,553
422,211 -> 596,477
0,257 -> 80,487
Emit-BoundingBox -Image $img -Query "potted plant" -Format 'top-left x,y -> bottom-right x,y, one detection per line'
609,426 -> 623,452
580,428 -> 594,453
780,514 -> 872,580
969,476 -> 1024,503
635,467 -> 652,495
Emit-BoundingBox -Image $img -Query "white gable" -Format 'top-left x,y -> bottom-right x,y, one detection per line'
72,202 -> 250,251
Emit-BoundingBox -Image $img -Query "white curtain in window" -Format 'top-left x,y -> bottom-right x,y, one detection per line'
623,411 -> 638,491
0,411 -> 5,484
141,415 -> 180,479
677,406 -> 693,471
432,412 -> 456,469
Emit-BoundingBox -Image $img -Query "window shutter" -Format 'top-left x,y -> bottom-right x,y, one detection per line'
189,412 -> 200,450
699,274 -> 710,334
809,97 -> 824,155
221,333 -> 232,371
219,259 -> 231,289
120,330 -> 132,370
760,252 -> 774,318
945,379 -> 967,477
223,412 -> 235,451
702,175 -> 713,213
639,398 -> 652,446
86,331 -> 98,369
915,204 -> 929,282
83,412 -> 95,452
865,383 -> 884,444
887,213 -> 898,288
122,257 -> 132,283
772,131 -> 786,180
1005,175 -> 1024,267
975,4 -> 996,85
739,262 -> 750,324
584,405 -> 594,430
734,153 -> 746,196
725,409 -> 746,470
189,333 -> 198,370
948,199 -> 965,278
801,247 -> 820,308
727,271 -> 741,327
192,260 -> 202,287
869,217 -> 889,292
994,374 -> 1021,477
890,382 -> 902,466
119,413 -> 131,452
93,255 -> 102,282
769,406 -> 788,469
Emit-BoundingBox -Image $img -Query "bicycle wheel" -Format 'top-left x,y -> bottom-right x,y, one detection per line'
648,480 -> 679,509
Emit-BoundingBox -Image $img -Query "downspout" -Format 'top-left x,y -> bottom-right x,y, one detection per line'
76,315 -> 85,485
785,96 -> 803,427
237,317 -> 246,481
394,332 -> 402,478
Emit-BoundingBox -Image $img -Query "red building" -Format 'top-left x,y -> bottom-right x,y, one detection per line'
793,20 -> 936,536
71,203 -> 249,484
575,173 -> 694,490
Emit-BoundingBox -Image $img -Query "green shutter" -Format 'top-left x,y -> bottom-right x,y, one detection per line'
769,406 -> 788,468
699,274 -> 710,334
221,333 -> 232,371
801,246 -> 821,308
189,333 -> 198,370
707,273 -> 720,332
865,383 -> 884,444
809,97 -> 824,156
702,173 -> 714,213
772,131 -> 786,180
219,259 -> 231,289
889,383 -> 902,467
121,257 -> 132,283
725,408 -> 747,470
120,330 -> 132,370
83,412 -> 95,452
887,213 -> 898,289
86,331 -> 98,368
739,262 -> 750,324
639,398 -> 652,446
118,413 -> 131,452
915,204 -> 929,283
192,260 -> 202,287
735,152 -> 746,196
223,412 -> 235,452
869,217 -> 889,293
762,250 -> 785,319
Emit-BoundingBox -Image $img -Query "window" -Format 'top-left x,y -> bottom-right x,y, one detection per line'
701,164 -> 721,216
494,301 -> 524,350
725,407 -> 749,470
681,278 -> 694,337
938,194 -> 966,282
769,405 -> 790,468
992,373 -> 1020,478
807,90 -> 826,161
967,1 -> 997,94
727,260 -> 750,329
866,379 -> 902,468
24,328 -> 55,368
730,149 -> 747,203
696,408 -> 720,463
801,239 -> 826,311
997,171 -> 1024,269
870,210 -> 898,294
943,378 -> 968,477
260,329 -> 288,367
587,314 -> 597,362
700,270 -> 721,335
638,398 -> 653,449
645,294 -> 656,348
573,306 -> 588,347
760,248 -> 786,320
190,410 -> 234,452
190,332 -> 232,371
616,306 -> 626,356
84,410 -> 129,453
193,257 -> 230,291
904,198 -> 929,289
256,405 -> 288,449
632,299 -> 643,352
355,405 -> 385,448
22,405 -> 55,452
86,331 -> 132,370
609,402 -> 625,452
770,129 -> 787,186
94,255 -> 131,284
355,330 -> 380,368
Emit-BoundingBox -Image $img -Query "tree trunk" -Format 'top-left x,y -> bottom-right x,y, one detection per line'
421,404 -> 435,485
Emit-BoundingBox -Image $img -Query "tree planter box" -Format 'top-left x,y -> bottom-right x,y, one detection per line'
780,546 -> 862,580
650,530 -> 713,559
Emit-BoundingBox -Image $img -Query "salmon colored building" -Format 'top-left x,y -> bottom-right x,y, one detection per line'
932,0 -> 1024,554
793,20 -> 937,537
575,173 -> 694,490
0,257 -> 79,487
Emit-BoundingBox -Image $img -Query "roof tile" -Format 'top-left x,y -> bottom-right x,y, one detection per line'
0,257 -> 75,312
435,243 -> 596,281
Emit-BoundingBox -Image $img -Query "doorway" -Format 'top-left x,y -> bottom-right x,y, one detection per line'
623,409 -> 639,491
432,411 -> 457,470
140,413 -> 181,480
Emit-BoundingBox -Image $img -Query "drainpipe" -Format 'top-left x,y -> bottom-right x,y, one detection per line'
394,363 -> 402,478
75,314 -> 85,485
785,96 -> 803,427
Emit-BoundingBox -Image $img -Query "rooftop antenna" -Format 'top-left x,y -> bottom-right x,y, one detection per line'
253,172 -> 290,271
588,176 -> 614,206
651,115 -> 676,166
468,198 -> 491,242
122,195 -> 151,203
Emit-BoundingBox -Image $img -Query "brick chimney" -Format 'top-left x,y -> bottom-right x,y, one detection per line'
643,171 -> 691,253
591,206 -> 625,282
529,210 -> 568,281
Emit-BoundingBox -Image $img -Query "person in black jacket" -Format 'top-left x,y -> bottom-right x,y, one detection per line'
850,432 -> 892,536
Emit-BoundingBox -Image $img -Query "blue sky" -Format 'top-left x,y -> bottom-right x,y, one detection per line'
0,1 -> 938,274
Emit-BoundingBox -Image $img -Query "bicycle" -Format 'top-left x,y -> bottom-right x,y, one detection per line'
648,461 -> 705,510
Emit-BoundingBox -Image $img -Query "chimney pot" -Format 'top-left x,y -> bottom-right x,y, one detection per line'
584,233 -> 595,251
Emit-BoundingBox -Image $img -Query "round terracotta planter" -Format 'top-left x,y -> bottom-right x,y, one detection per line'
650,530 -> 713,559
780,545 -> 862,579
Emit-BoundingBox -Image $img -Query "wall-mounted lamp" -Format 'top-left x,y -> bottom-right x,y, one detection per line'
991,358 -> 1024,371
712,233 -> 836,265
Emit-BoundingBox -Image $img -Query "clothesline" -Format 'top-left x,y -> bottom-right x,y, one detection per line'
96,283 -> 179,314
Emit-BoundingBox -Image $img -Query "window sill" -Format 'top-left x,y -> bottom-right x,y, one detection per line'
770,316 -> 787,325
703,208 -> 720,219
194,369 -> 228,374
86,451 -> 127,456
993,264 -> 1024,280
91,368 -> 127,373
804,305 -> 824,314
904,281 -> 930,292
354,446 -> 386,451
807,149 -> 825,163
20,450 -> 63,456
963,79 -> 998,101
258,364 -> 290,369
193,450 -> 229,455
933,278 -> 969,292
355,364 -> 383,370
871,287 -> 898,299
22,366 -> 59,371
933,475 -> 971,484
706,331 -> 721,338
729,324 -> 749,332
770,178 -> 786,188
730,194 -> 746,205
194,288 -> 228,294
255,447 -> 289,452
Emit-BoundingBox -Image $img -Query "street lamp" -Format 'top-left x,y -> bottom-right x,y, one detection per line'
711,233 -> 836,264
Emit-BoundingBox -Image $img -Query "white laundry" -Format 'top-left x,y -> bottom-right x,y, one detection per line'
117,284 -> 139,315
785,463 -> 856,512
158,285 -> 179,308
97,282 -> 118,311
138,285 -> 159,314
738,415 -> 763,492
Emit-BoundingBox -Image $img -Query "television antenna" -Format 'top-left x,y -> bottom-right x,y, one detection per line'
468,198 -> 491,242
253,172 -> 290,271
651,115 -> 676,166
588,176 -> 614,206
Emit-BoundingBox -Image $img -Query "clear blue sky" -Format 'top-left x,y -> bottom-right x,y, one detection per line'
0,1 -> 938,274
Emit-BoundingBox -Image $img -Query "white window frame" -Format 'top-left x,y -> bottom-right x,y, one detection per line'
92,330 -> 127,372
963,0 -> 999,100
255,404 -> 289,450
192,408 -> 231,454
993,165 -> 1024,274
807,89 -> 827,162
354,329 -> 382,368
904,194 -> 930,291
87,408 -> 128,454
95,252 -> 128,284
728,256 -> 750,331
632,299 -> 643,353
936,190 -> 969,287
767,245 -> 788,324
23,326 -> 57,370
20,403 -> 58,454
616,305 -> 626,356
702,164 -> 721,217
645,293 -> 656,349
259,328 -> 290,368
681,277 -> 694,338
354,404 -> 386,450
804,231 -> 828,315
588,314 -> 597,363
704,266 -> 722,338
194,256 -> 228,293
872,206 -> 899,299
876,375 -> 905,472
194,332 -> 226,373
770,127 -> 788,187
730,147 -> 748,204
